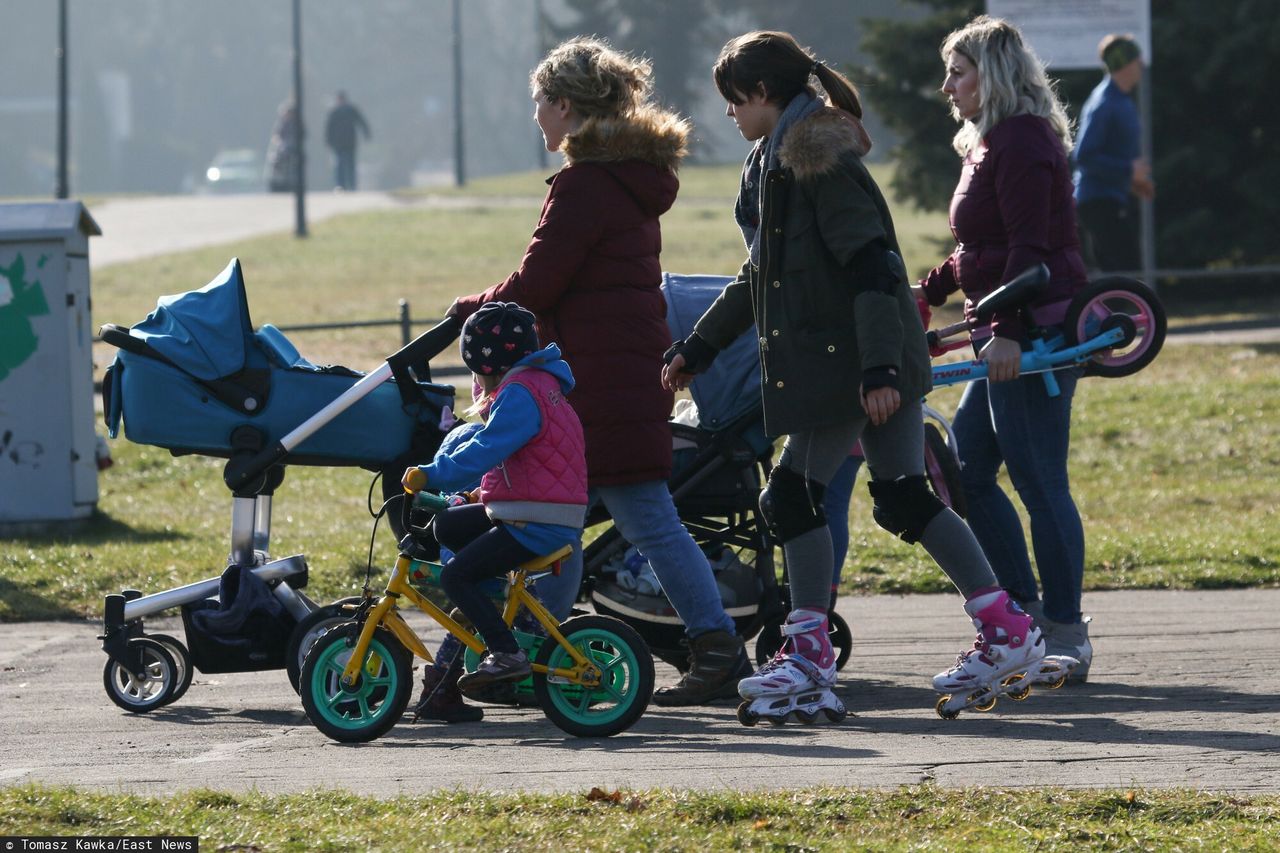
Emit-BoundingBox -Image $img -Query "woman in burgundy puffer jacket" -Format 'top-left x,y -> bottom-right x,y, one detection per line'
445,38 -> 749,708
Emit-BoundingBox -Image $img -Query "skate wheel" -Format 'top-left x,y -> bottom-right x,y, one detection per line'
823,705 -> 847,724
736,702 -> 758,727
935,696 -> 960,720
1045,675 -> 1067,690
795,710 -> 818,725
766,715 -> 788,727
1007,684 -> 1031,701
973,695 -> 997,712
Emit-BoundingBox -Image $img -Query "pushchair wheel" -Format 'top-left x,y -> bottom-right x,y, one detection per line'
145,633 -> 194,706
299,622 -> 413,743
1065,277 -> 1166,378
754,611 -> 853,670
286,596 -> 364,694
103,637 -> 180,713
532,615 -> 654,738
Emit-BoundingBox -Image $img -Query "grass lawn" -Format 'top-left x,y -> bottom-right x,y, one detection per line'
3,784 -> 1278,851
3,164 -> 1278,621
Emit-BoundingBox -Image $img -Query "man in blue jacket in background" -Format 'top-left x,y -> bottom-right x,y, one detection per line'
1073,34 -> 1155,273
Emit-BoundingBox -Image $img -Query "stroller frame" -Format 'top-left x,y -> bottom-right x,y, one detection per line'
99,264 -> 460,712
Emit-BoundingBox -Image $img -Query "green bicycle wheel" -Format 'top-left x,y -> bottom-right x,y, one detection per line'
532,614 -> 653,737
299,622 -> 412,743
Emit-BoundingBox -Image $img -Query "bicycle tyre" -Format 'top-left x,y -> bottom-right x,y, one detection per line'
923,422 -> 966,518
1064,277 -> 1166,378
299,622 -> 412,743
532,614 -> 654,737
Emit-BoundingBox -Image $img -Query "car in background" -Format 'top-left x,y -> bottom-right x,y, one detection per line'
199,148 -> 263,194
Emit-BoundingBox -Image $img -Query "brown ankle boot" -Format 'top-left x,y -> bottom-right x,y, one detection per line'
652,630 -> 751,706
412,661 -> 484,723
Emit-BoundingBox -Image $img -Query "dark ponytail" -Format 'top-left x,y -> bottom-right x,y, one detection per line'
713,31 -> 862,118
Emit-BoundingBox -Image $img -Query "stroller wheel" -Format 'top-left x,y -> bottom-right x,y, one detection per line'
754,611 -> 853,671
146,633 -> 194,706
286,597 -> 363,694
103,637 -> 179,713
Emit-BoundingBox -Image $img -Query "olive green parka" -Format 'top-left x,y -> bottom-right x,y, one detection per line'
693,107 -> 932,437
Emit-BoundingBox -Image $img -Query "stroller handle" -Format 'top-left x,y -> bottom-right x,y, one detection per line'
223,317 -> 462,494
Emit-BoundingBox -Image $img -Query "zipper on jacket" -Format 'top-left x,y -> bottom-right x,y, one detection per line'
498,461 -> 512,489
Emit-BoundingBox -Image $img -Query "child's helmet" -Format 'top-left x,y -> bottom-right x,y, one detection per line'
460,302 -> 539,376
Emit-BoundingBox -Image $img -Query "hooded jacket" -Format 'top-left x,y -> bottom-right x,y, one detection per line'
452,106 -> 688,486
693,107 -> 932,437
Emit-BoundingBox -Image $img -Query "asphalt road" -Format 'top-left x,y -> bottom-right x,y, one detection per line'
3,588 -> 1276,794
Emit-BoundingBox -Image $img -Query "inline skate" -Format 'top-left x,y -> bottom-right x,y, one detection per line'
933,589 -> 1053,719
737,609 -> 847,726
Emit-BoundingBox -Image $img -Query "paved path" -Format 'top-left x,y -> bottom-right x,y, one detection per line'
3,589 -> 1276,794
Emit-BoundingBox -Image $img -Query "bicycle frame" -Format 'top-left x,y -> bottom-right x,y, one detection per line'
930,321 -> 1131,397
337,546 -> 602,691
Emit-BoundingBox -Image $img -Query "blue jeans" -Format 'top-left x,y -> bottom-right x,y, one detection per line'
952,368 -> 1085,624
823,453 -> 863,588
333,149 -> 356,190
535,480 -> 736,638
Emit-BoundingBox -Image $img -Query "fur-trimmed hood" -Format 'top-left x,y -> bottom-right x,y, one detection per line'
778,107 -> 872,180
562,106 -> 689,172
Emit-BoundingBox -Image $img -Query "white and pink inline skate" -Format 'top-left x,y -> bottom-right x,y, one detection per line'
737,609 -> 848,726
933,589 -> 1078,719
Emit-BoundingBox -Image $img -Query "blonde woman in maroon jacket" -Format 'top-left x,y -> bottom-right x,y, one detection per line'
446,37 -> 749,706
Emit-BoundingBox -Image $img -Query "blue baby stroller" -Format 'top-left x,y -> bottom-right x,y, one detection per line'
582,273 -> 856,672
97,258 -> 458,712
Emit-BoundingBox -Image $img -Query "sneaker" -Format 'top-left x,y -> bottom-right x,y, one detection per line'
457,650 -> 531,696
652,630 -> 752,706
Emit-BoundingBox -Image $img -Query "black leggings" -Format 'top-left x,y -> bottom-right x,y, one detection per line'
434,504 -> 538,655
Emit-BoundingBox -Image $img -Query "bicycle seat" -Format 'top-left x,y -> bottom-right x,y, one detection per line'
517,544 -> 574,576
974,263 -> 1050,322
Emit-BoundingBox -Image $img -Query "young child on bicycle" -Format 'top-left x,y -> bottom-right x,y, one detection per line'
402,301 -> 587,697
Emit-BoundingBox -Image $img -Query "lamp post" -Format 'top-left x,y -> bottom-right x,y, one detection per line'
292,0 -> 308,237
55,0 -> 69,199
452,0 -> 465,187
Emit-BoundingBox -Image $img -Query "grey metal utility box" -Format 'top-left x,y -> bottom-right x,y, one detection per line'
0,201 -> 102,524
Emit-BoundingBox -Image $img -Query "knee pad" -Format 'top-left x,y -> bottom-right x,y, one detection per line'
868,475 -> 946,544
759,465 -> 827,544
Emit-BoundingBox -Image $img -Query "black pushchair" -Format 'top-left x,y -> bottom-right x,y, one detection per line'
581,273 -> 855,672
97,259 -> 458,711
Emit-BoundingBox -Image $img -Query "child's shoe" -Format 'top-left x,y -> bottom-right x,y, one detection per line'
457,650 -> 531,696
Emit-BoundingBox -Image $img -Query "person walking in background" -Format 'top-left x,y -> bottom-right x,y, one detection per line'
324,91 -> 371,191
443,37 -> 752,706
918,15 -> 1093,681
266,99 -> 301,192
665,30 -> 1045,726
1073,35 -> 1153,272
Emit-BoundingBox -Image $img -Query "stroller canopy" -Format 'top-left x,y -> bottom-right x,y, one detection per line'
661,273 -> 760,430
130,258 -> 254,381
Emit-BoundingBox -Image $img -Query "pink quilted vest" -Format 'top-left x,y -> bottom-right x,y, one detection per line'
479,367 -> 588,528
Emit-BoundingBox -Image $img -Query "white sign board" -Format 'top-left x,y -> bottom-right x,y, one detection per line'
987,0 -> 1151,69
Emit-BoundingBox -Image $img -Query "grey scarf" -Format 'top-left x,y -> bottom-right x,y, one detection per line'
734,91 -> 823,266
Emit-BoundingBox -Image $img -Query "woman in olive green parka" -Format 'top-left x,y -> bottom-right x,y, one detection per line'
664,31 -> 1024,724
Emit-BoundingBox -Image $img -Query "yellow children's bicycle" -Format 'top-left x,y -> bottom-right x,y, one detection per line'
298,492 -> 654,742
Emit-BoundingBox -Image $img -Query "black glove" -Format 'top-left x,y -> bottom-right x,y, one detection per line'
662,332 -> 719,375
